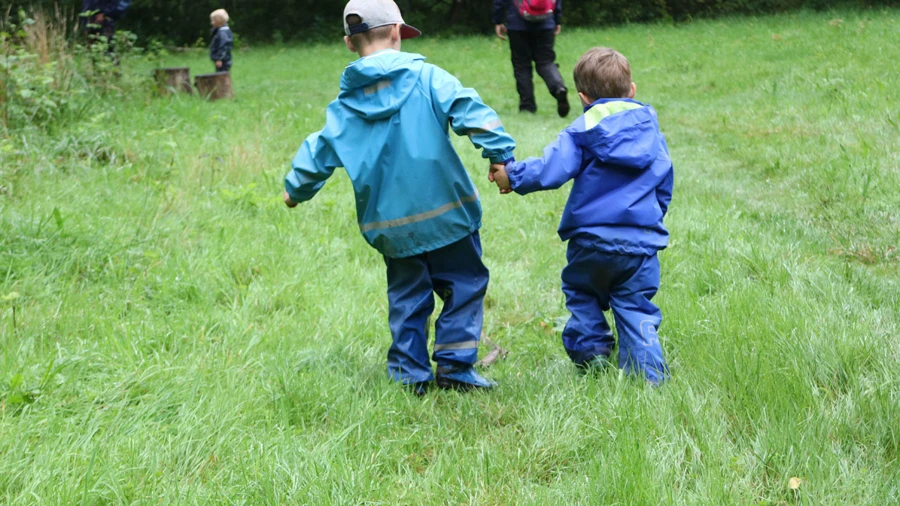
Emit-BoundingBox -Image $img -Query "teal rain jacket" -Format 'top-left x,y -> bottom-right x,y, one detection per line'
285,50 -> 516,258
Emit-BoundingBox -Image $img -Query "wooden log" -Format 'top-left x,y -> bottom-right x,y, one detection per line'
194,72 -> 235,101
153,67 -> 193,95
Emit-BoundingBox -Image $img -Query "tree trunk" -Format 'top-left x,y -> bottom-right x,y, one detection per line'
154,67 -> 193,95
194,72 -> 235,101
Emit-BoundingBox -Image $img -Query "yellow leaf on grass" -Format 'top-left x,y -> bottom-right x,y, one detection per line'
789,477 -> 802,490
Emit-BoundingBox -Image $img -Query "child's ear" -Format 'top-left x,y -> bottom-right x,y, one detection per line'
393,24 -> 402,42
628,82 -> 637,99
577,92 -> 594,107
344,35 -> 357,53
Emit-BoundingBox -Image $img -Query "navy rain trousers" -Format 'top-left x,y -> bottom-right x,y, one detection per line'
561,242 -> 669,383
383,232 -> 488,385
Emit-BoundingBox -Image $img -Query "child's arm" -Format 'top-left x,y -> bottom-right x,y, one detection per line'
504,130 -> 583,195
429,67 -> 516,164
656,169 -> 673,216
210,31 -> 227,62
284,130 -> 342,206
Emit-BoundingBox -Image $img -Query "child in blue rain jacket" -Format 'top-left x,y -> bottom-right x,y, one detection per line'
490,47 -> 672,384
283,0 -> 516,393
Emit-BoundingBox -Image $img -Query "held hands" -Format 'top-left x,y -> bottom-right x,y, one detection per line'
488,163 -> 512,194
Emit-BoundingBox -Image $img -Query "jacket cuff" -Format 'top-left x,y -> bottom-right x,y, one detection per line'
506,161 -> 524,191
489,150 -> 515,165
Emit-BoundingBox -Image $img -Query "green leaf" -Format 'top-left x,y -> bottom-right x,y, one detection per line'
52,207 -> 64,231
2,292 -> 20,301
9,373 -> 23,390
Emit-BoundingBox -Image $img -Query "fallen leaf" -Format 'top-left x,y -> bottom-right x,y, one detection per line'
789,477 -> 802,490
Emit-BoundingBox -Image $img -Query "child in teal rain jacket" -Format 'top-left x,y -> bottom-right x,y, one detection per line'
491,47 -> 672,384
283,0 -> 516,393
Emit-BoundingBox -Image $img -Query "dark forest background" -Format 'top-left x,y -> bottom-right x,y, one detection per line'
2,0 -> 896,44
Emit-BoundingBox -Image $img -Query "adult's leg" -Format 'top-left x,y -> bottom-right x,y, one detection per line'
507,30 -> 536,113
429,232 -> 494,388
532,30 -> 566,94
384,254 -> 436,385
607,253 -> 669,384
560,243 -> 615,365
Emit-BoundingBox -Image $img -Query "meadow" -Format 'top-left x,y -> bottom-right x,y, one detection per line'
1,9 -> 899,504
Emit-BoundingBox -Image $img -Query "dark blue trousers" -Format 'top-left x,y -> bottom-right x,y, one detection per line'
561,243 -> 669,383
384,232 -> 489,385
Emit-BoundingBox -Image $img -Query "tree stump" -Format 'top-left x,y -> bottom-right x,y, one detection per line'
194,72 -> 234,101
154,67 -> 193,95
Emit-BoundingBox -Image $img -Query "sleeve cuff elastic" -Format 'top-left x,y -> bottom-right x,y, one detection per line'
506,161 -> 523,191
489,150 -> 516,164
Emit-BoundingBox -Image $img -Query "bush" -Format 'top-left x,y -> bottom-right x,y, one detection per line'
0,7 -> 145,134
0,8 -> 82,132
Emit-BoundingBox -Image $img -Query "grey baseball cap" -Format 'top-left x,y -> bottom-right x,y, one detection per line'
343,0 -> 421,40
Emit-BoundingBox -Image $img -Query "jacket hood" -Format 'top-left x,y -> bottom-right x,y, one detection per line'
338,50 -> 426,121
568,98 -> 661,170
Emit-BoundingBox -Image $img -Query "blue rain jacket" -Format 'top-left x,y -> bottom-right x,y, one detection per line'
209,26 -> 233,66
506,98 -> 673,256
285,50 -> 516,258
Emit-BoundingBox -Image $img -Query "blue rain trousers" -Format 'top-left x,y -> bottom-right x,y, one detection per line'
562,242 -> 669,383
384,232 -> 488,384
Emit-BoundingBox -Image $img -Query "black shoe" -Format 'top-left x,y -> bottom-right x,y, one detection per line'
407,381 -> 430,396
555,88 -> 570,118
576,355 -> 613,375
435,367 -> 496,392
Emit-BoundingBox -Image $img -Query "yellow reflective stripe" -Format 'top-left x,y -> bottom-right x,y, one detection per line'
584,101 -> 642,129
359,191 -> 479,233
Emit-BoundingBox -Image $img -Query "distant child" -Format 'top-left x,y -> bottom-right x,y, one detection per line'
209,9 -> 233,72
283,0 -> 516,393
490,47 -> 672,384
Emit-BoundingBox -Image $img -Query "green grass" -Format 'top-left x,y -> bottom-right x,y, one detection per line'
2,9 -> 900,504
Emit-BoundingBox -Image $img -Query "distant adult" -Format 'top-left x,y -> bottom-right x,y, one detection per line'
493,0 -> 569,116
81,0 -> 130,48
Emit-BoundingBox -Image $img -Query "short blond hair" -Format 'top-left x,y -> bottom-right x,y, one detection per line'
345,14 -> 393,48
210,9 -> 229,25
573,47 -> 633,100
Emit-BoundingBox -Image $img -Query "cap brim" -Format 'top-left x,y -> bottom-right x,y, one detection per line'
400,24 -> 421,39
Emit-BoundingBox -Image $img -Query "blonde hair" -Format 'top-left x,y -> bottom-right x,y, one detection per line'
573,47 -> 633,100
345,14 -> 393,48
210,9 -> 229,25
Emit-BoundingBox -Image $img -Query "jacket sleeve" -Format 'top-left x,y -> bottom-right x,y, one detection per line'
210,32 -> 225,61
492,0 -> 507,24
656,167 -> 673,216
555,0 -> 562,26
284,129 -> 343,204
506,129 -> 583,195
429,66 -> 516,164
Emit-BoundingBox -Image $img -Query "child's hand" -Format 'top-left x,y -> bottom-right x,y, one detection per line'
283,191 -> 298,208
488,163 -> 512,194
215,60 -> 223,69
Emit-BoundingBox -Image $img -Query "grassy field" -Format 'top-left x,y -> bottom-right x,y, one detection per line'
2,9 -> 899,504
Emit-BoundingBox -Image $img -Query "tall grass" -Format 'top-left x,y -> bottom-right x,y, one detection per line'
1,8 -> 899,504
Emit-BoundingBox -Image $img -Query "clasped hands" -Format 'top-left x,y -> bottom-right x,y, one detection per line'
488,163 -> 512,194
